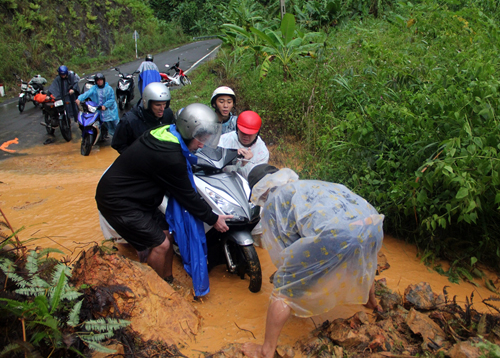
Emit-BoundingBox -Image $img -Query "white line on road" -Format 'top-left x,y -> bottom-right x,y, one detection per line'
185,45 -> 221,75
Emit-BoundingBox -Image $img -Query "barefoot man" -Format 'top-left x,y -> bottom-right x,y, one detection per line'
242,165 -> 384,358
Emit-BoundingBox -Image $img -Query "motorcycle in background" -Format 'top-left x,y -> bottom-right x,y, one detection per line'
13,73 -> 46,113
37,93 -> 73,141
114,67 -> 139,110
81,74 -> 96,94
160,57 -> 192,87
77,99 -> 108,156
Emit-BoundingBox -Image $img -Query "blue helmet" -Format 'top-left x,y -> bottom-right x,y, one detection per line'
58,65 -> 69,76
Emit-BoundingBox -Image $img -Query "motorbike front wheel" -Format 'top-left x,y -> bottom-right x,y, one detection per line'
118,95 -> 126,110
81,132 -> 95,156
44,112 -> 55,135
229,243 -> 262,293
18,96 -> 25,113
60,114 -> 72,142
180,76 -> 192,86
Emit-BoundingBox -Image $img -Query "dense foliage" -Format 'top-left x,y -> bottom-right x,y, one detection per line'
201,0 -> 500,275
0,0 -> 187,95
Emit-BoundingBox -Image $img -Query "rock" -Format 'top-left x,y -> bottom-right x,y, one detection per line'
276,344 -> 295,358
377,251 -> 390,274
404,282 -> 445,310
447,341 -> 481,358
71,246 -> 201,346
405,308 -> 448,351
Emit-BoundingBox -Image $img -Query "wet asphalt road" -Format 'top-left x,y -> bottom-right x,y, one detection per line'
0,39 -> 221,160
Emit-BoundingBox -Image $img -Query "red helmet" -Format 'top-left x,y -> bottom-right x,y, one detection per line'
237,111 -> 262,134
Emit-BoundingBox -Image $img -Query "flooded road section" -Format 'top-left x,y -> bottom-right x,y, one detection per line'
1,141 -> 498,357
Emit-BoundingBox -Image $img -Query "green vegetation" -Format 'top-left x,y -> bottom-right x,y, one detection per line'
172,0 -> 500,280
0,0 -> 188,98
0,238 -> 130,356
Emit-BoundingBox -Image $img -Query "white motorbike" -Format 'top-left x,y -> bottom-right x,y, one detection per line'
100,146 -> 262,293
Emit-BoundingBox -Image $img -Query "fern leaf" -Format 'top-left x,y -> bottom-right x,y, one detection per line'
49,264 -> 68,313
62,290 -> 83,301
16,287 -> 45,296
67,299 -> 83,327
0,342 -> 21,357
80,331 -> 114,342
26,251 -> 39,275
84,318 -> 130,332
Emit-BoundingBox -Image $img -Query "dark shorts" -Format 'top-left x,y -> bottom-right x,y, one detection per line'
102,209 -> 169,252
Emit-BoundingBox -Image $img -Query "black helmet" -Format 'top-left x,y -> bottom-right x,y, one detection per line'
95,73 -> 105,88
145,54 -> 153,62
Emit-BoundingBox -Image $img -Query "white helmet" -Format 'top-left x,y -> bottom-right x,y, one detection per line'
210,86 -> 236,108
176,103 -> 221,148
142,82 -> 171,110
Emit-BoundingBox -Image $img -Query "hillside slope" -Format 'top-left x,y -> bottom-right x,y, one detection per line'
0,0 -> 185,95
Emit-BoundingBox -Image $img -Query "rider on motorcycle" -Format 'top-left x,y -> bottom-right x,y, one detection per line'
111,82 -> 174,154
75,73 -> 120,136
211,86 -> 238,134
218,110 -> 269,179
47,65 -> 80,120
137,54 -> 161,96
96,103 -> 232,294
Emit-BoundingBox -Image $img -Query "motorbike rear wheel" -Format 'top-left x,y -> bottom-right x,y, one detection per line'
18,96 -> 25,113
60,114 -> 72,142
44,112 -> 55,135
81,133 -> 95,156
180,76 -> 192,86
232,243 -> 262,293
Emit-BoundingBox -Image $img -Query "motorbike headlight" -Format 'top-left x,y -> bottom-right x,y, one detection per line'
118,82 -> 129,91
205,187 -> 247,221
87,104 -> 98,113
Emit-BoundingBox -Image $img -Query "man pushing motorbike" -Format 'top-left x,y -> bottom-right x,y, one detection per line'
47,65 -> 80,121
96,103 -> 232,296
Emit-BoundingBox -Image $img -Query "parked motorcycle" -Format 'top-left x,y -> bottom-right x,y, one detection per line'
77,99 -> 108,156
37,93 -> 72,141
160,57 -> 192,87
113,67 -> 139,110
13,73 -> 46,113
81,74 -> 96,94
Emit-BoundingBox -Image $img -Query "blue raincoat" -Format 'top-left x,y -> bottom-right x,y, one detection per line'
137,61 -> 161,95
165,125 -> 210,297
77,83 -> 120,135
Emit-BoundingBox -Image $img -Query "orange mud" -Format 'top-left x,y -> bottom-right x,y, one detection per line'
1,140 -> 498,357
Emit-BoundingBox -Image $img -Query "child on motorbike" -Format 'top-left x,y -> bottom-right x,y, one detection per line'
211,86 -> 238,134
218,110 -> 269,179
75,73 -> 120,136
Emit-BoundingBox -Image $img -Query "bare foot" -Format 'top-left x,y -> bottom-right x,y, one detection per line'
242,343 -> 264,358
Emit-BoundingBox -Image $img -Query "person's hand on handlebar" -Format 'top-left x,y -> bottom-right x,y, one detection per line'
213,215 -> 233,233
69,89 -> 75,95
237,148 -> 253,166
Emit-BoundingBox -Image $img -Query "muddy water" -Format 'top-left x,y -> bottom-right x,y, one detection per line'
1,141 -> 498,357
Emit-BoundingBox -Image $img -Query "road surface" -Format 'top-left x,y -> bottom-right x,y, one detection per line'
0,39 -> 221,160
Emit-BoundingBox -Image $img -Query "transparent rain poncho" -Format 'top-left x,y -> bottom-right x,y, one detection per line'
251,169 -> 384,317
